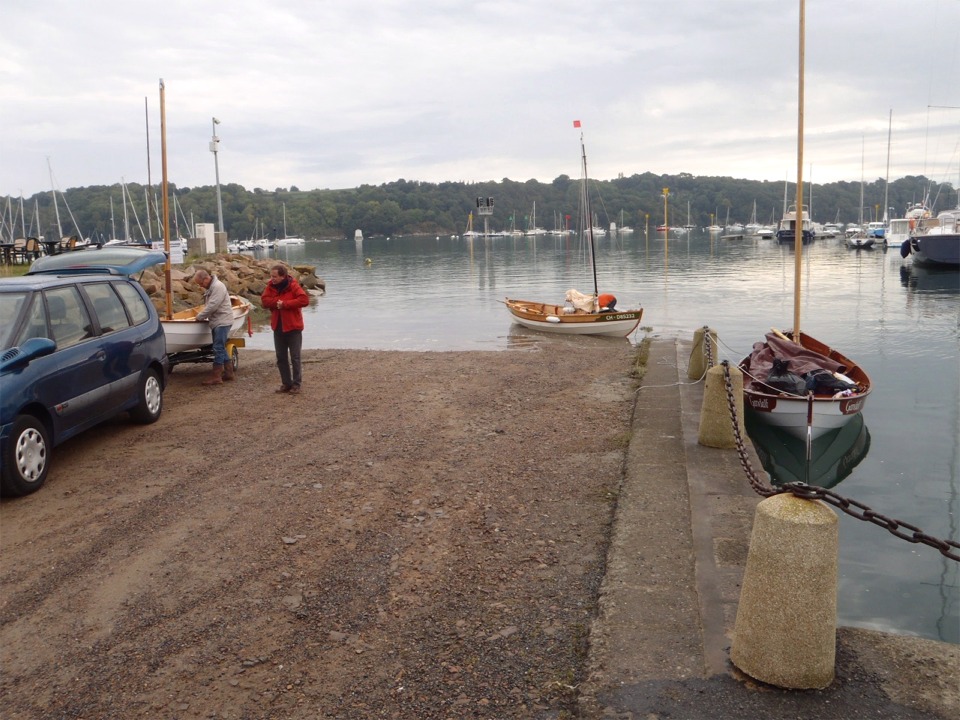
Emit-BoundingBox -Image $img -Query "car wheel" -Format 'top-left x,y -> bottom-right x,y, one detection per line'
130,368 -> 163,424
1,415 -> 50,497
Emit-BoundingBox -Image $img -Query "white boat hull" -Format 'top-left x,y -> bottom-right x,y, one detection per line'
743,391 -> 866,439
846,235 -> 875,249
162,296 -> 252,353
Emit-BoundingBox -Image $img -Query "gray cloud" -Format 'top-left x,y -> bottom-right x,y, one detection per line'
2,0 -> 958,197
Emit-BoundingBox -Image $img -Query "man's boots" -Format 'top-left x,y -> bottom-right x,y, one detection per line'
222,362 -> 236,381
202,364 -> 224,385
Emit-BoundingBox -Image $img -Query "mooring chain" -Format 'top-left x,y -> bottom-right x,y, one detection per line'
720,360 -> 778,499
702,325 -> 714,369
720,361 -> 960,563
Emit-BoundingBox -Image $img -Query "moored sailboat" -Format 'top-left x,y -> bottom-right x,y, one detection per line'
275,203 -> 305,246
504,123 -> 642,337
740,1 -> 871,440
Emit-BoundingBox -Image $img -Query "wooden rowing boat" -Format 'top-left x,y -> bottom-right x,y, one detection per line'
161,295 -> 252,353
740,330 -> 871,440
741,3 -> 871,440
504,299 -> 642,337
504,123 -> 643,338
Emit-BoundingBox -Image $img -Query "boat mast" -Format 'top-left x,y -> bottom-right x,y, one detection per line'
883,108 -> 892,222
580,129 -> 599,300
145,96 -> 154,240
792,0 -> 805,339
858,137 -> 865,226
121,180 -> 130,241
159,78 -> 173,320
1,196 -> 11,242
47,158 -> 63,241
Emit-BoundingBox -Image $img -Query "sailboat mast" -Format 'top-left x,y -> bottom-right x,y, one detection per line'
145,96 -> 154,239
883,108 -> 892,222
792,0 -> 805,339
580,132 -> 599,299
122,180 -> 130,241
159,78 -> 173,320
858,135 -> 864,224
47,158 -> 63,241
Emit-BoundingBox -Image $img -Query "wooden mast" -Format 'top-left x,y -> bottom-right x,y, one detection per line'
792,0 -> 805,340
159,79 -> 173,320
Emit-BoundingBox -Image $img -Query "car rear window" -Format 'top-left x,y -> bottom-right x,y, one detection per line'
44,285 -> 93,349
113,282 -> 151,326
84,282 -> 132,334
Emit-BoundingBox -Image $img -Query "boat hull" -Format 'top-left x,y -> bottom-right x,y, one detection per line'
505,299 -> 642,337
162,295 -> 252,353
908,234 -> 960,267
776,229 -> 815,244
739,331 -> 871,440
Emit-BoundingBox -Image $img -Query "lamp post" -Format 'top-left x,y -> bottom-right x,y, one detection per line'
211,117 -> 224,233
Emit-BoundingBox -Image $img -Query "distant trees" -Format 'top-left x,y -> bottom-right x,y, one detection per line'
15,173 -> 954,242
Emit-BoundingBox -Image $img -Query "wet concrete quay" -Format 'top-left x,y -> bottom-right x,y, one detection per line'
579,337 -> 958,719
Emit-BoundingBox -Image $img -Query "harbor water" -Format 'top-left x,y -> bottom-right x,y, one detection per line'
247,230 -> 959,643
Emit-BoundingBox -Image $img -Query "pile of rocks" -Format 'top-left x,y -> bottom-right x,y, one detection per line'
138,253 -> 325,314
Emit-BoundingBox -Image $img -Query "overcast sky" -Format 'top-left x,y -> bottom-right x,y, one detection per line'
3,0 -> 959,199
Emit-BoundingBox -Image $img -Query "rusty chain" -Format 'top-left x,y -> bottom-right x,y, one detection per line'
720,360 -> 960,563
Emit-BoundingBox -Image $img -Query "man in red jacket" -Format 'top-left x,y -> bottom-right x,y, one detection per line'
261,264 -> 310,394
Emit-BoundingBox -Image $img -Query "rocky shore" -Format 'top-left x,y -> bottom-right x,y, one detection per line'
136,253 -> 325,314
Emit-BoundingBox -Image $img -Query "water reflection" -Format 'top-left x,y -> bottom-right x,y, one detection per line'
899,263 -> 960,297
505,323 -> 636,350
746,410 -> 871,489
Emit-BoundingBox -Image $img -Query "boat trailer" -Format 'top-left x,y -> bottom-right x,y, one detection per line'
167,316 -> 253,372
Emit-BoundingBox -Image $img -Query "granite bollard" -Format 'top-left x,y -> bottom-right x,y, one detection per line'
687,326 -> 718,380
698,362 -> 745,449
731,493 -> 839,689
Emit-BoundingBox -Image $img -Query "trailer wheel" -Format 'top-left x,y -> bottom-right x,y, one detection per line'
230,344 -> 240,370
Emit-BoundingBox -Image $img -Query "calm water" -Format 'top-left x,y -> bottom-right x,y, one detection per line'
247,231 -> 959,643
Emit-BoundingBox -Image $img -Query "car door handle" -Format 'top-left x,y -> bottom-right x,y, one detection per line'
96,350 -> 107,361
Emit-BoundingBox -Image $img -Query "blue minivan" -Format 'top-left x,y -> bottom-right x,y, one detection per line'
1,248 -> 169,496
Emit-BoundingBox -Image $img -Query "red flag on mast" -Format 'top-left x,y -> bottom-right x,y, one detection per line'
573,120 -> 581,128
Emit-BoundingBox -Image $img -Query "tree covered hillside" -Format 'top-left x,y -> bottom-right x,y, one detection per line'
8,173 -> 956,243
